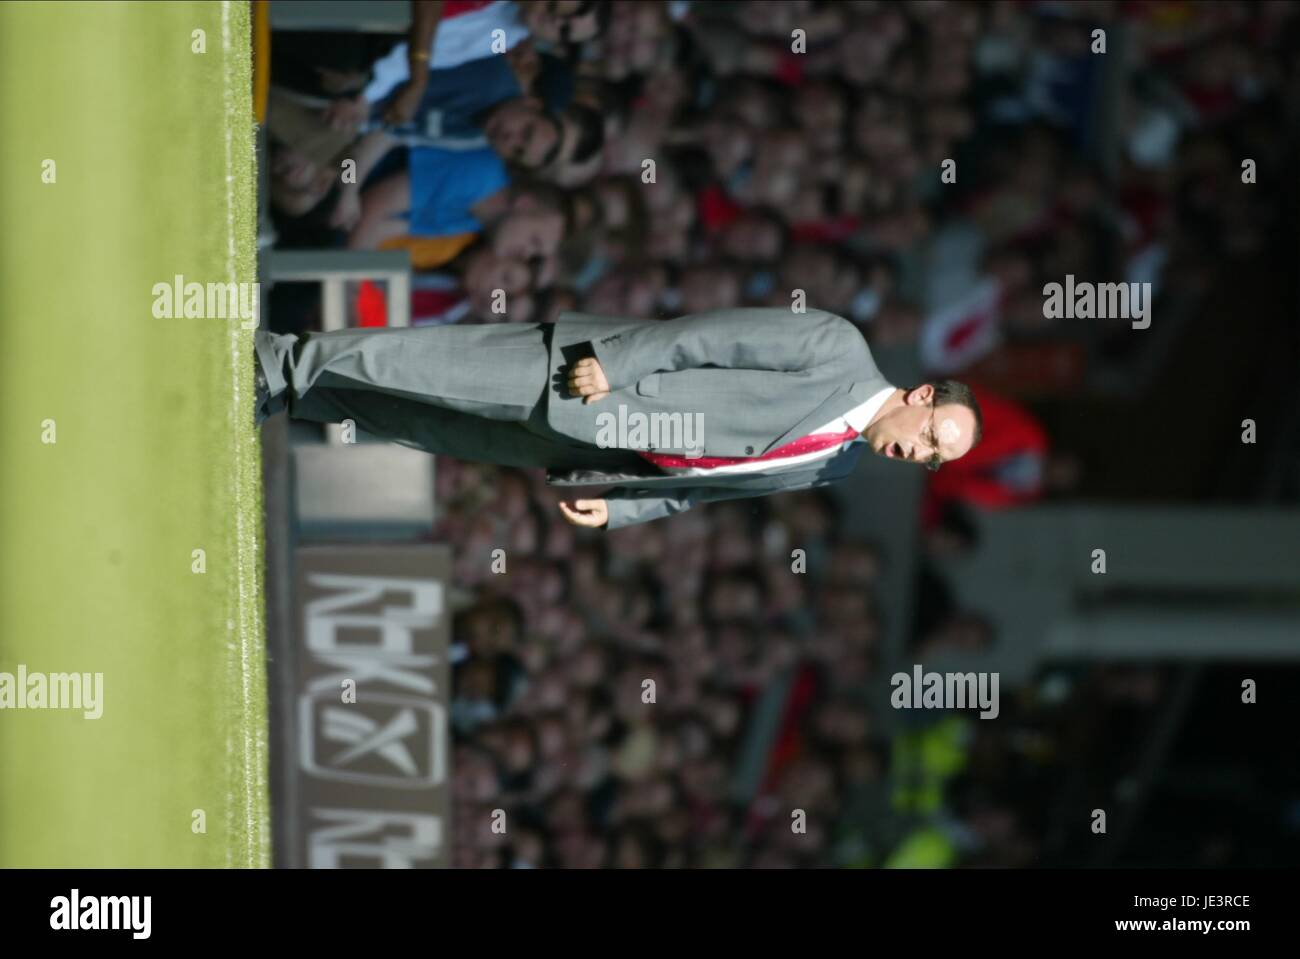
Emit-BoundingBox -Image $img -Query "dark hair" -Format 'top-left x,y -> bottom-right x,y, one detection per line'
555,0 -> 611,51
535,111 -> 565,169
926,380 -> 984,448
565,103 -> 606,166
474,99 -> 566,170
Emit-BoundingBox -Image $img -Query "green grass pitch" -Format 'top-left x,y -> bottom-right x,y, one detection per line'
0,1 -> 269,867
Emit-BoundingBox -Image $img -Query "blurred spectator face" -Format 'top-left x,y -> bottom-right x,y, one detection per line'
729,81 -> 783,130
596,179 -> 634,230
815,701 -> 871,746
269,149 -> 336,215
925,102 -> 974,148
925,56 -> 971,98
748,131 -> 810,207
827,543 -> 881,585
491,471 -> 532,521
466,805 -> 511,850
485,97 -> 561,168
603,0 -> 667,80
611,831 -> 650,869
706,574 -> 762,624
837,24 -> 895,85
461,601 -> 520,657
464,249 -> 531,300
655,730 -> 683,775
678,720 -> 714,762
795,83 -> 846,153
547,790 -> 587,833
704,117 -> 755,178
487,291 -> 537,323
491,202 -> 565,261
780,244 -> 858,312
738,0 -> 802,35
762,566 -> 806,619
643,68 -> 688,115
555,831 -> 606,869
680,263 -> 741,313
796,82 -> 846,135
536,714 -> 569,760
584,264 -> 665,317
666,627 -> 714,679
521,0 -> 604,46
647,224 -> 689,262
702,693 -> 741,739
453,747 -> 501,803
818,585 -> 872,629
854,109 -> 911,161
866,205 -> 931,251
569,643 -> 607,687
271,147 -> 318,190
720,214 -> 783,262
708,522 -> 755,570
510,828 -> 547,868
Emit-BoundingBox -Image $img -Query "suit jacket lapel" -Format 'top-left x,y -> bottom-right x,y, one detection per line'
761,380 -> 883,453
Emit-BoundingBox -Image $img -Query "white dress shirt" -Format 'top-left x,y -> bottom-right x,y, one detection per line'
654,385 -> 895,477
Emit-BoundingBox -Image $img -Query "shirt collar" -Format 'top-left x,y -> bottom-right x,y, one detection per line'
846,385 -> 897,436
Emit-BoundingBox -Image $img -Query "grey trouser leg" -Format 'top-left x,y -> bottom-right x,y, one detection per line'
256,325 -> 641,471
256,322 -> 551,421
290,383 -> 642,471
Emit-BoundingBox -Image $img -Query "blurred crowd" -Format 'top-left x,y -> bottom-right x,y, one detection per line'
441,467 -> 884,867
265,0 -> 1300,866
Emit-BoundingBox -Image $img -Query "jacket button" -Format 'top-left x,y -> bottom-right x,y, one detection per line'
745,446 -> 754,455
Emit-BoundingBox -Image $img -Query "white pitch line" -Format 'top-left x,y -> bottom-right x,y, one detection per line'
220,0 -> 265,869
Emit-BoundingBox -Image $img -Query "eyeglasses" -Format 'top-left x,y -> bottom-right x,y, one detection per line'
920,403 -> 943,472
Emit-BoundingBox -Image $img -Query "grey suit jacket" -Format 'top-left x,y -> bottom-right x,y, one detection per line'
543,307 -> 892,529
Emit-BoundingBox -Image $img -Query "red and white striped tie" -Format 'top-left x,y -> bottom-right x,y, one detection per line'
638,425 -> 860,471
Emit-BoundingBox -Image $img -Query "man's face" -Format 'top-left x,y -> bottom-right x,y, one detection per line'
485,98 -> 560,168
521,0 -> 602,45
863,387 -> 977,469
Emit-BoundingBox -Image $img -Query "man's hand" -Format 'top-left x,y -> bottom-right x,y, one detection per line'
558,499 -> 609,528
567,357 -> 610,404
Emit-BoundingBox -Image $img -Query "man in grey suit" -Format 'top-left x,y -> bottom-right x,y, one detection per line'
254,308 -> 983,529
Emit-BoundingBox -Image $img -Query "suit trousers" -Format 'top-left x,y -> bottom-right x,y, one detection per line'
255,323 -> 643,472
